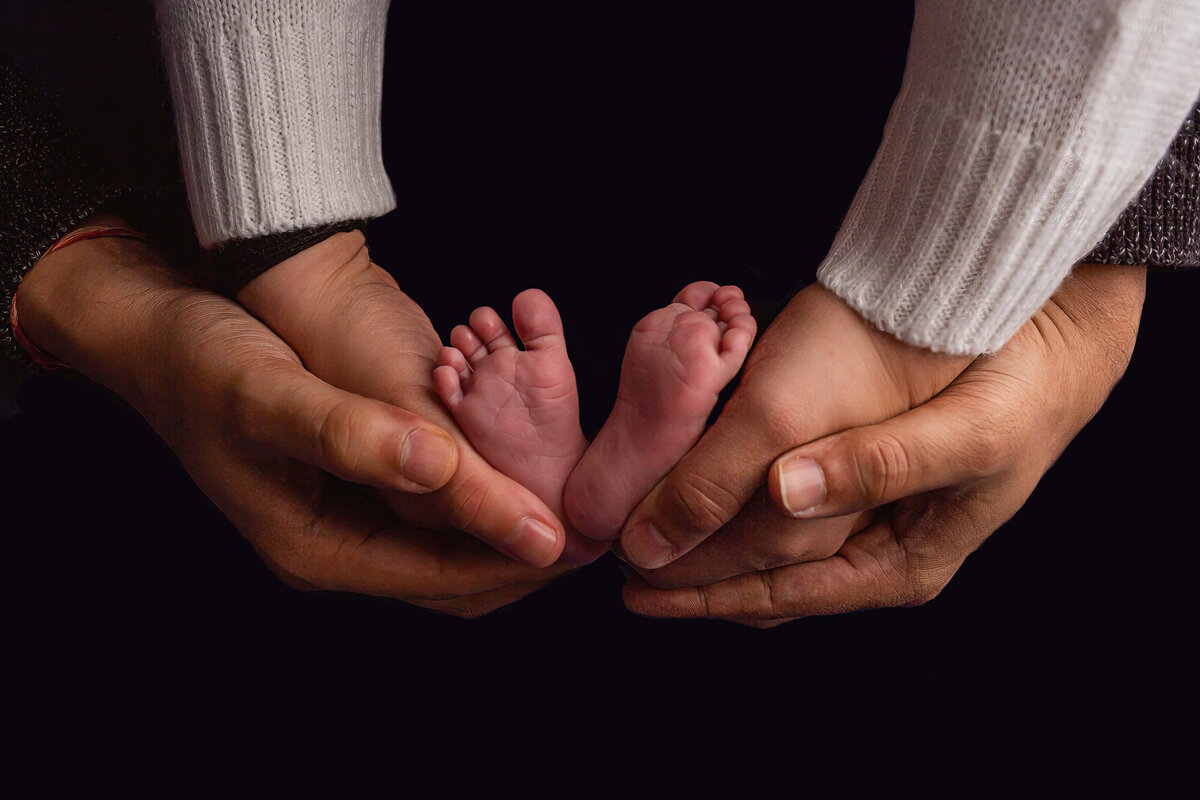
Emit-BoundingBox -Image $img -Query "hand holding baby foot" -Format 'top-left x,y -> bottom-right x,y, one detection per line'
237,232 -> 574,570
433,289 -> 605,566
618,282 -> 973,570
564,281 -> 757,540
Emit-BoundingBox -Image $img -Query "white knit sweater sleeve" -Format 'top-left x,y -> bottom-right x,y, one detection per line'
155,0 -> 396,247
817,0 -> 1200,355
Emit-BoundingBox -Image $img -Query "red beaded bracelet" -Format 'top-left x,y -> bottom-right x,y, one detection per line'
9,225 -> 153,370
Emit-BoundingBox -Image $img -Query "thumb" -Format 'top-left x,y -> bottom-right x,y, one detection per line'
247,362 -> 459,494
618,402 -> 779,570
767,394 -> 996,518
432,455 -> 568,568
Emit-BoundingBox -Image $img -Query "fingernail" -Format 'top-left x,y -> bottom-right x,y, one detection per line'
398,429 -> 456,490
623,521 -> 677,570
507,517 -> 560,565
778,456 -> 826,515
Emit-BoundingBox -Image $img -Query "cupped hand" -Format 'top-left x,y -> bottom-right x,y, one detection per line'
17,220 -> 573,616
623,263 -> 1147,623
616,281 -> 972,570
236,230 -> 608,568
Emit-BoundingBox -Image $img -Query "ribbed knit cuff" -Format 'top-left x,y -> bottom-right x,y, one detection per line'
156,0 -> 396,247
817,0 -> 1200,356
816,88 -> 1107,356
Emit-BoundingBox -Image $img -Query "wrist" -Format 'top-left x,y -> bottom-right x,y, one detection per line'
17,221 -> 191,405
1053,263 -> 1147,343
1054,263 -> 1148,391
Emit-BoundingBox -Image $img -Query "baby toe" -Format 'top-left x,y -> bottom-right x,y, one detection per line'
512,289 -> 566,352
672,280 -> 721,311
469,306 -> 517,351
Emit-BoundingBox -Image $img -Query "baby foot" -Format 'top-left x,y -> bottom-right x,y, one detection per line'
564,281 -> 757,540
434,289 -> 602,564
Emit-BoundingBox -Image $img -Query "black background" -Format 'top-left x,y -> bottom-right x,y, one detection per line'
2,1 -> 1195,761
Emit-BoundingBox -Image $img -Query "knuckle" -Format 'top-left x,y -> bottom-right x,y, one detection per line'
963,414 -> 1015,477
760,571 -> 784,617
363,261 -> 400,291
443,476 -> 494,533
792,537 -> 845,567
850,430 -> 911,506
727,379 -> 808,442
902,571 -> 948,608
225,362 -> 284,440
752,394 -> 811,443
663,472 -> 741,533
260,546 -> 328,593
316,398 -> 371,473
753,533 -> 840,573
898,546 -> 958,608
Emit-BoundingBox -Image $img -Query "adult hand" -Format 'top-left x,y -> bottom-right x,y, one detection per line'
616,280 -> 972,570
16,218 -> 574,616
238,231 -> 607,568
623,263 -> 1147,623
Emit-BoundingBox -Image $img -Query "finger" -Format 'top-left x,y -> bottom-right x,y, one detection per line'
435,459 -> 568,567
246,362 -> 459,494
622,521 -> 916,620
381,423 -> 572,567
626,488 -> 868,590
249,475 -> 574,601
767,392 -> 995,518
198,450 -> 568,604
468,306 -> 518,352
451,324 -> 489,365
408,578 -> 555,618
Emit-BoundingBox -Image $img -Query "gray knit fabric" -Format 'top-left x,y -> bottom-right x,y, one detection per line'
0,61 -> 126,383
1085,95 -> 1200,269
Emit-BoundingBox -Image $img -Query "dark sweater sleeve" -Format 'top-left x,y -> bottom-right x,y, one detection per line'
205,220 -> 368,296
1085,94 -> 1200,270
0,60 -> 127,381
